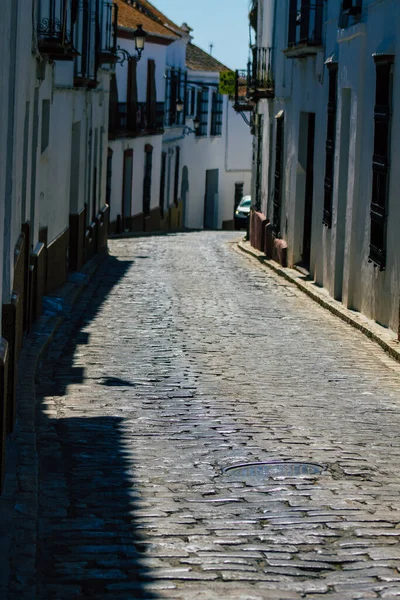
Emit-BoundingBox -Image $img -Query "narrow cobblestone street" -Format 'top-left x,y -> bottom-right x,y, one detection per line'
33,231 -> 400,599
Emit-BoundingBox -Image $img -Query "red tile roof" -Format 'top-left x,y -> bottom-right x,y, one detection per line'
115,0 -> 184,39
186,43 -> 229,72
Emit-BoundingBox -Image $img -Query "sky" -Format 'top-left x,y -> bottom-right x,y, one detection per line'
151,0 -> 251,70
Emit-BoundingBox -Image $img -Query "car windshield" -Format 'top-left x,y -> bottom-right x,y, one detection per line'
239,198 -> 251,208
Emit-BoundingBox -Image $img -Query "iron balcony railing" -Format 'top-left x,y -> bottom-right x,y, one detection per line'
234,47 -> 274,109
250,47 -> 274,96
288,0 -> 323,49
98,1 -> 118,59
37,0 -> 74,51
111,102 -> 165,135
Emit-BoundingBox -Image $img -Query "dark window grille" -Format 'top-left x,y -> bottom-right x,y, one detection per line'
143,146 -> 153,216
339,0 -> 362,27
146,59 -> 157,129
115,102 -> 165,134
186,87 -> 196,116
160,152 -> 167,217
106,148 -> 113,208
74,0 -> 97,81
37,0 -> 74,48
369,56 -> 394,270
288,0 -> 323,48
273,113 -> 284,236
99,1 -> 117,55
127,57 -> 138,131
41,100 -> 50,154
254,115 -> 263,211
342,0 -> 362,14
211,92 -> 223,136
196,88 -> 209,137
174,147 -> 181,204
165,68 -> 186,126
323,65 -> 338,227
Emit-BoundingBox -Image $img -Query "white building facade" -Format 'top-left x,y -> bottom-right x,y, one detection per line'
108,1 -> 252,233
245,0 -> 400,336
164,40 -> 252,231
0,0 -> 116,491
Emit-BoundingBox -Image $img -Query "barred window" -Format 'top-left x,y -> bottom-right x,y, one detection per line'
323,64 -> 338,227
196,87 -> 209,137
288,0 -> 323,48
272,113 -> 284,236
165,68 -> 186,127
186,87 -> 196,117
369,55 -> 394,270
339,0 -> 362,27
210,91 -> 223,136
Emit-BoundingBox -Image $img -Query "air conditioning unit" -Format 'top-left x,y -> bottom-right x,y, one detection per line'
342,0 -> 362,16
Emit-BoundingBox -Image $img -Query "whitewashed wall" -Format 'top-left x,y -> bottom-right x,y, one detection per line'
111,37 -> 167,223
115,38 -> 167,102
257,0 -> 400,333
162,66 -> 252,230
109,135 -> 163,223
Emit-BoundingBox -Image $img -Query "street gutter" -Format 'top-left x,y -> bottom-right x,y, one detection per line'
236,239 -> 400,365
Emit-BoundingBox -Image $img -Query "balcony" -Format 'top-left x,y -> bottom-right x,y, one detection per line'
37,0 -> 76,59
98,1 -> 118,65
249,0 -> 258,31
234,70 -> 254,112
234,47 -> 274,111
109,102 -> 165,138
249,47 -> 275,100
285,0 -> 323,58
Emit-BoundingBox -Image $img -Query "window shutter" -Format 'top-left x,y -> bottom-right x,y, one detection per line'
146,59 -> 157,129
369,55 -> 394,269
127,58 -> 138,130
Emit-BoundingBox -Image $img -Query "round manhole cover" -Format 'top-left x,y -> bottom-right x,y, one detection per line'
224,461 -> 325,482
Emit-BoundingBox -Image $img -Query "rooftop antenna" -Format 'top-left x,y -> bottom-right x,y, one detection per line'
209,43 -> 213,56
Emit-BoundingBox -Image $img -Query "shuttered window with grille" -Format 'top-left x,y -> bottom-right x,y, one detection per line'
369,55 -> 394,270
165,68 -> 186,127
273,113 -> 284,236
323,64 -> 338,228
196,87 -> 209,137
211,91 -> 223,136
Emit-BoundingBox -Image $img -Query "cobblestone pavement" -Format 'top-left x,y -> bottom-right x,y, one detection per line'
33,231 -> 400,599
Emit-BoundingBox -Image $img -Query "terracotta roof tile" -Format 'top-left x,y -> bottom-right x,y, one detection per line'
186,43 -> 229,72
137,0 -> 186,35
115,0 -> 180,39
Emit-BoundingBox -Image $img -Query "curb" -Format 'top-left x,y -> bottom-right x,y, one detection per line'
236,240 -> 400,365
0,252 -> 107,600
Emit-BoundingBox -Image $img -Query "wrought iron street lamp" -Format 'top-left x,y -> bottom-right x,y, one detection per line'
176,98 -> 185,113
133,24 -> 147,59
116,24 -> 148,64
182,116 -> 200,136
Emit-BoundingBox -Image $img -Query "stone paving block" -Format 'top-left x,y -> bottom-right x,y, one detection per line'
5,232 -> 400,598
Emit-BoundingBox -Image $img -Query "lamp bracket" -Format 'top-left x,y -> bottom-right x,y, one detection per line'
116,46 -> 143,65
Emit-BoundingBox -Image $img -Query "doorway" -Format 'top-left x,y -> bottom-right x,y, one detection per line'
301,113 -> 315,269
204,169 -> 219,229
